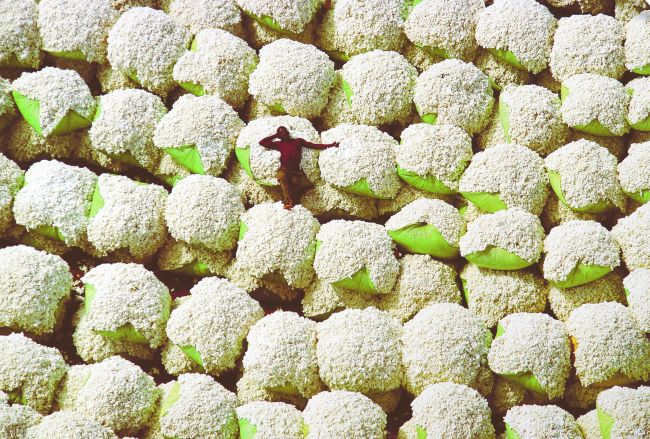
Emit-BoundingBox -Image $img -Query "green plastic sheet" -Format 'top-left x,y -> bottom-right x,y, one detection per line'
626,189 -> 650,204
97,324 -> 149,344
328,50 -> 350,62
632,64 -> 650,75
387,223 -> 459,259
339,177 -> 384,199
548,170 -> 614,213
331,266 -> 378,294
239,418 -> 258,439
416,426 -> 427,439
560,85 -> 616,136
179,81 -> 205,97
234,147 -> 276,187
550,263 -> 612,289
421,112 -> 437,125
342,79 -> 353,107
164,145 -> 206,175
12,91 -> 93,137
269,102 -> 286,113
396,166 -> 455,194
46,49 -> 87,61
175,261 -> 211,277
160,381 -> 181,418
465,246 -> 533,270
239,221 -> 248,241
461,191 -> 508,213
597,407 -> 615,439
7,389 -> 27,406
33,225 -> 66,242
489,48 -> 526,71
495,324 -> 546,394
181,345 -> 204,368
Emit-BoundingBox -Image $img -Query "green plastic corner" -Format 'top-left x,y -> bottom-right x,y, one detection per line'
416,425 -> 427,439
500,371 -> 546,394
33,225 -> 66,242
388,223 -> 459,259
597,407 -> 615,439
339,177 -> 384,199
7,389 -> 27,406
175,261 -> 211,277
12,91 -> 93,137
164,145 -> 206,175
626,189 -> 650,204
180,345 -> 204,368
332,266 -> 378,294
341,79 -> 353,107
396,166 -> 455,194
46,49 -> 87,61
327,50 -> 350,62
83,283 -> 96,315
87,183 -> 104,219
489,48 -> 526,71
631,64 -> 650,75
160,381 -> 181,418
499,99 -> 511,142
269,102 -> 286,113
629,114 -> 650,132
465,246 -> 533,270
235,146 -> 255,179
548,170 -> 614,213
257,14 -> 283,32
550,263 -> 612,289
96,323 -> 149,345
460,191 -> 508,213
421,113 -> 437,125
505,422 -> 522,439
560,85 -> 616,136
238,418 -> 258,439
239,221 -> 248,241
402,0 -> 424,19
461,278 -> 471,306
179,81 -> 205,97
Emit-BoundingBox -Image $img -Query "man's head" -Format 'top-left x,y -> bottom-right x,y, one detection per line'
276,126 -> 291,139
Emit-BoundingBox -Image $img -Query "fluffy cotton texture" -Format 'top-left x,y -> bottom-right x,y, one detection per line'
317,0 -> 405,58
461,264 -> 548,328
172,29 -> 256,109
488,313 -> 570,399
236,0 -> 321,34
378,255 -> 461,323
624,269 -> 650,332
165,175 -> 243,252
385,198 -> 465,248
459,209 -> 545,264
107,7 -> 191,96
90,89 -> 167,171
243,311 -> 322,398
0,154 -> 24,235
618,142 -> 650,200
56,356 -> 158,435
543,220 -> 620,284
0,0 -> 41,68
567,302 -> 650,387
24,411 -> 117,439
316,307 -> 402,394
38,0 -> 118,63
86,174 -> 168,262
459,143 -> 549,215
550,14 -> 626,82
411,382 -> 495,439
504,405 -> 582,439
548,271 -> 627,322
165,277 -> 264,376
236,116 -> 321,185
476,0 -> 556,73
249,39 -> 334,119
236,401 -> 305,439
13,160 -> 96,247
0,77 -> 15,122
612,203 -> 650,270
0,399 -> 42,438
561,74 -> 630,136
626,78 -> 650,129
0,333 -> 67,414
404,0 -> 483,62
314,220 -> 399,294
165,0 -> 242,36
156,374 -> 238,439
397,124 -> 473,192
237,202 -> 319,288
12,68 -> 96,137
576,410 -> 601,439
318,137 -> 400,199
340,50 -> 417,126
0,245 -> 71,335
625,11 -> 650,72
402,303 -> 491,395
545,140 -> 627,211
499,85 -> 568,156
302,390 -> 387,439
80,263 -> 171,349
414,59 -> 494,135
154,95 -> 244,177
596,386 -> 650,439
157,239 -> 232,277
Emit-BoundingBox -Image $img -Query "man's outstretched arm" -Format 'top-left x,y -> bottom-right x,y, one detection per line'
301,140 -> 339,150
259,133 -> 281,150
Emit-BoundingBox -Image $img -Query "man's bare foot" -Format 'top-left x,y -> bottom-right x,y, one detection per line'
284,203 -> 294,209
